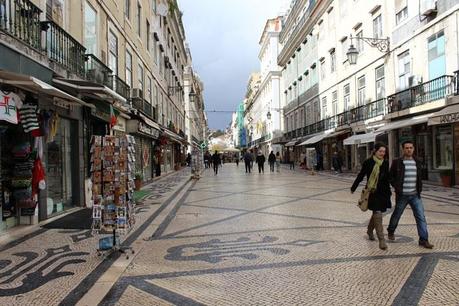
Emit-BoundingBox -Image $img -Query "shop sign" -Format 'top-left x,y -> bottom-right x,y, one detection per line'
138,122 -> 160,139
91,107 -> 110,122
440,112 -> 459,124
113,117 -> 126,132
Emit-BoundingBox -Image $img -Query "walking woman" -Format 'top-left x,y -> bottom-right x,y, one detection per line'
351,143 -> 392,250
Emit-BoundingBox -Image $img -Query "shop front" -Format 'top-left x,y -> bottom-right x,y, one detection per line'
0,74 -> 91,231
126,116 -> 160,182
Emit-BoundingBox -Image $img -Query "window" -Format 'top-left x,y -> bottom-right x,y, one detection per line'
375,65 -> 385,100
396,6 -> 408,25
428,31 -> 445,80
320,59 -> 326,80
322,97 -> 327,118
154,84 -> 158,107
137,2 -> 141,36
138,64 -> 144,91
398,51 -> 410,89
356,30 -> 364,53
84,2 -> 97,54
152,0 -> 157,13
342,38 -> 349,62
125,50 -> 132,87
108,30 -> 118,75
147,76 -> 152,102
373,15 -> 382,39
357,75 -> 365,106
332,90 -> 338,115
125,0 -> 130,19
344,84 -> 350,110
434,126 -> 453,169
330,51 -> 336,73
146,20 -> 150,51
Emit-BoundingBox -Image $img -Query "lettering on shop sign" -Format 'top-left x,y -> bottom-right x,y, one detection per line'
114,119 -> 126,132
440,112 -> 459,124
139,123 -> 160,138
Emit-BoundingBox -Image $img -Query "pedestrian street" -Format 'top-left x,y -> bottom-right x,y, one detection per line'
99,164 -> 459,306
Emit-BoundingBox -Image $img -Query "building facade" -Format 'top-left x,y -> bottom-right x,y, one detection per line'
0,0 -> 203,232
278,0 -> 459,185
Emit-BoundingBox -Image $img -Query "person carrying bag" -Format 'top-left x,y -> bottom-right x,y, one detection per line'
351,143 -> 392,250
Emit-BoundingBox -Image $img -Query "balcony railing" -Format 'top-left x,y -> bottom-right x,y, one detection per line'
387,75 -> 455,113
85,54 -> 112,88
0,0 -> 42,49
143,101 -> 152,118
109,75 -> 130,100
131,97 -> 143,112
454,70 -> 459,96
42,20 -> 86,77
348,98 -> 387,123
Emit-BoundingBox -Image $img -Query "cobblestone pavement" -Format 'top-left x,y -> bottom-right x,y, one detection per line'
99,164 -> 459,306
0,169 -> 191,306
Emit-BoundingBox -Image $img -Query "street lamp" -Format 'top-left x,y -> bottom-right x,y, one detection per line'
189,87 -> 196,103
346,34 -> 390,65
266,111 -> 272,120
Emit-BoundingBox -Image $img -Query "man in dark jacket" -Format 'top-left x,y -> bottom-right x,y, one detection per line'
256,152 -> 266,174
387,140 -> 433,249
268,151 -> 276,172
243,150 -> 253,173
212,151 -> 221,175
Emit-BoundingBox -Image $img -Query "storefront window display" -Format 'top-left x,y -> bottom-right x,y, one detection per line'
45,117 -> 77,216
434,125 -> 453,169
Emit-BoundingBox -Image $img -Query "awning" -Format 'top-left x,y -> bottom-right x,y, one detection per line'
323,129 -> 350,140
343,132 -> 382,145
285,139 -> 299,147
376,114 -> 432,133
163,128 -> 184,144
53,78 -> 127,105
428,103 -> 459,125
0,72 -> 95,109
299,131 -> 332,146
137,111 -> 161,131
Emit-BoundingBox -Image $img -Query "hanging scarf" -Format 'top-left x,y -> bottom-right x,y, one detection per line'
368,155 -> 383,192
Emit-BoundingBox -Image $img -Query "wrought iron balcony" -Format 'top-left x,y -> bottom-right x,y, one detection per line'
347,98 -> 387,123
143,101 -> 153,118
0,0 -> 42,49
152,106 -> 157,122
41,20 -> 86,77
131,96 -> 143,112
454,70 -> 459,96
85,54 -> 112,88
109,75 -> 130,100
387,75 -> 455,113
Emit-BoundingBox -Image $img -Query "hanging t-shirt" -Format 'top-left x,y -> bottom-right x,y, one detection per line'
18,103 -> 40,133
0,91 -> 23,124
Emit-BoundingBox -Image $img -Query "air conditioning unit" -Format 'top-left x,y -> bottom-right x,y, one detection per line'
131,88 -> 143,99
421,0 -> 437,16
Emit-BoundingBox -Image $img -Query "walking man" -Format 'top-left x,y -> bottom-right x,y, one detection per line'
275,152 -> 281,172
244,150 -> 253,173
212,150 -> 221,175
256,151 -> 266,174
387,140 -> 433,249
268,151 -> 276,172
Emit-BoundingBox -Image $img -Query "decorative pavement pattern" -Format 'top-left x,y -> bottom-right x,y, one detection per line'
0,169 -> 190,306
99,165 -> 459,306
0,165 -> 457,305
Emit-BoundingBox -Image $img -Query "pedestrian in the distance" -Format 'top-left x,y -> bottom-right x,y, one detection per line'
275,152 -> 281,172
289,154 -> 295,170
387,140 -> 434,249
235,153 -> 239,166
203,152 -> 210,169
212,150 -> 221,175
186,153 -> 192,167
244,150 -> 253,173
268,151 -> 276,172
256,151 -> 266,174
351,143 -> 391,250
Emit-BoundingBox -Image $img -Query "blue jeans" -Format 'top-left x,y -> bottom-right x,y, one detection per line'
387,194 -> 429,241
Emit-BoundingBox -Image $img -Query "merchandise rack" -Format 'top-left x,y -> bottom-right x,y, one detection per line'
90,135 -> 137,259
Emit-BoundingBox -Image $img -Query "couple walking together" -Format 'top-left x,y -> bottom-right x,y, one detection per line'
351,141 -> 433,250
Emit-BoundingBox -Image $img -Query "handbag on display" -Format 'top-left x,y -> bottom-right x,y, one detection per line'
358,186 -> 370,212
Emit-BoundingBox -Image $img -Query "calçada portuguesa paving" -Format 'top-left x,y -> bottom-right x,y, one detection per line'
0,165 -> 458,305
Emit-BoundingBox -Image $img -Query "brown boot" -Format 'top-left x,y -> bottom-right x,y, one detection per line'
367,215 -> 375,241
373,212 -> 387,250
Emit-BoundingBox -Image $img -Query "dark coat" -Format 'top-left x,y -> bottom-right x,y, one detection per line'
268,153 -> 276,163
351,158 -> 392,212
389,157 -> 423,197
256,154 -> 266,164
244,152 -> 253,163
212,153 -> 221,164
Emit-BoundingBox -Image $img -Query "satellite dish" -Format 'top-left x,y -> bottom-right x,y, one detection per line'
157,3 -> 168,16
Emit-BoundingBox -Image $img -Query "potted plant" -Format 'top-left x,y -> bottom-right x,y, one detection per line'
439,169 -> 452,187
134,172 -> 143,191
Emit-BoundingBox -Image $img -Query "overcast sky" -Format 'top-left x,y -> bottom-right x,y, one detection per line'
178,0 -> 289,130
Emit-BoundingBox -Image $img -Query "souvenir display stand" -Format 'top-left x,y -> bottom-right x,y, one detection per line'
90,135 -> 136,258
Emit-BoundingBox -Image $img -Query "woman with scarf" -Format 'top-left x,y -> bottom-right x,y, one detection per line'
351,143 -> 392,250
